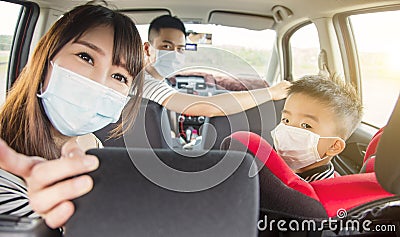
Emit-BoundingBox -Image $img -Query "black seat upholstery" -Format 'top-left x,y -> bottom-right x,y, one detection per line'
94,99 -> 172,148
65,148 -> 259,237
375,97 -> 400,194
202,99 -> 285,150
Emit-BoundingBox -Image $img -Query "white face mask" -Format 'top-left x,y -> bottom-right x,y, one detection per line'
37,63 -> 129,137
152,49 -> 185,78
271,123 -> 343,170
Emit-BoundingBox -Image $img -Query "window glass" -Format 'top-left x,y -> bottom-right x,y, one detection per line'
289,23 -> 320,80
0,1 -> 21,105
137,24 -> 276,80
349,10 -> 400,127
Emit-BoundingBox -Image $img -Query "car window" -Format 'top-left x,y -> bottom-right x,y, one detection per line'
137,24 -> 276,80
349,10 -> 400,127
289,23 -> 320,80
0,1 -> 21,106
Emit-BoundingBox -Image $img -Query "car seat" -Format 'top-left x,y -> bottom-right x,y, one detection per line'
359,127 -> 384,173
94,98 -> 172,148
358,98 -> 398,177
221,130 -> 400,236
65,148 -> 260,237
375,97 -> 400,195
201,99 -> 285,150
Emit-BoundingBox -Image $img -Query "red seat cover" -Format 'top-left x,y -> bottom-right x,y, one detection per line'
362,127 -> 384,173
311,173 -> 392,216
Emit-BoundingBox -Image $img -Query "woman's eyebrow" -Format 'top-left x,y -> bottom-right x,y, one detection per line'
74,40 -> 105,56
74,39 -> 129,74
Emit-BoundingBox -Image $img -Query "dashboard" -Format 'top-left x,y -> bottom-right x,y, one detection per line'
167,74 -> 228,148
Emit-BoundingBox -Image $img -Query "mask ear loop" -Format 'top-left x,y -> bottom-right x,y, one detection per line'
38,75 -> 45,95
318,154 -> 331,162
38,61 -> 54,95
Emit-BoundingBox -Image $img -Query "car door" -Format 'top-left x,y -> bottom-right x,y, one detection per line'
334,7 -> 400,174
0,0 -> 39,106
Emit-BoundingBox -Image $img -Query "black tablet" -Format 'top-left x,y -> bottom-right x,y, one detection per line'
65,148 -> 258,237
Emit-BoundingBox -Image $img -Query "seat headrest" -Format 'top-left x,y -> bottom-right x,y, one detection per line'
363,127 -> 385,164
94,98 -> 172,148
375,97 -> 400,194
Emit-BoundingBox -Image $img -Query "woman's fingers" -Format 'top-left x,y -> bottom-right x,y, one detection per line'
27,140 -> 99,229
61,138 -> 84,158
27,154 -> 97,229
29,175 -> 93,214
43,201 -> 75,229
27,153 -> 98,192
27,139 -> 99,192
0,135 -> 100,229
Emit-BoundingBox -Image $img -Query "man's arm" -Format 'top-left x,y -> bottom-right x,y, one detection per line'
162,81 -> 290,117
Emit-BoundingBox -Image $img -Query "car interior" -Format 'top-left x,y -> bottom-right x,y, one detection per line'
0,0 -> 399,236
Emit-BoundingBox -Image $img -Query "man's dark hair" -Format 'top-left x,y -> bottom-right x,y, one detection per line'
148,15 -> 186,42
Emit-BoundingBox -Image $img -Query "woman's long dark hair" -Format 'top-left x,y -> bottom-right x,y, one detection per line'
0,4 -> 143,159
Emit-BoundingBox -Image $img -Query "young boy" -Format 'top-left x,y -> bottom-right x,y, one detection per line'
271,74 -> 363,182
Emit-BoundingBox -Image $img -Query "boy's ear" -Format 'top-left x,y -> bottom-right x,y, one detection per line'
326,138 -> 346,157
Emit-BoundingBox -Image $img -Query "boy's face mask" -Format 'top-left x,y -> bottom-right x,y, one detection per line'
152,49 -> 185,78
37,63 -> 129,137
271,123 -> 344,170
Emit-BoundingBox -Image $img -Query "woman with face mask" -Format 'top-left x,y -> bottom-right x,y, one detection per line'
0,4 -> 143,228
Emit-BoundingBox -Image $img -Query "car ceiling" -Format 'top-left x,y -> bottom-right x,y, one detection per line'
30,0 -> 400,30
35,0 -> 399,23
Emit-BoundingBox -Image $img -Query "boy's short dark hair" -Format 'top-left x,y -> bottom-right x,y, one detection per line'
288,74 -> 363,139
148,15 -> 186,42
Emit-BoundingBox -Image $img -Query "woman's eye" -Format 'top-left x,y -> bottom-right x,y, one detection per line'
281,118 -> 289,124
77,52 -> 94,65
111,73 -> 128,84
301,123 -> 312,129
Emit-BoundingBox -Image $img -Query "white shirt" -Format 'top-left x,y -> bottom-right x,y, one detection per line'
297,162 -> 335,182
142,73 -> 177,105
0,169 -> 38,218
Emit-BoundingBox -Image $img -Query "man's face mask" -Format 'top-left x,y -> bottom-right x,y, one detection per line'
152,49 -> 185,78
271,123 -> 344,170
37,63 -> 129,137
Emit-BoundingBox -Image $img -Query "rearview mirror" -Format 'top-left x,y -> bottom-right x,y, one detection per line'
186,31 -> 212,44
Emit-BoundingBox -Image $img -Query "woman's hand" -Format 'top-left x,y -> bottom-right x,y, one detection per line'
0,138 -> 99,228
268,80 -> 291,101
